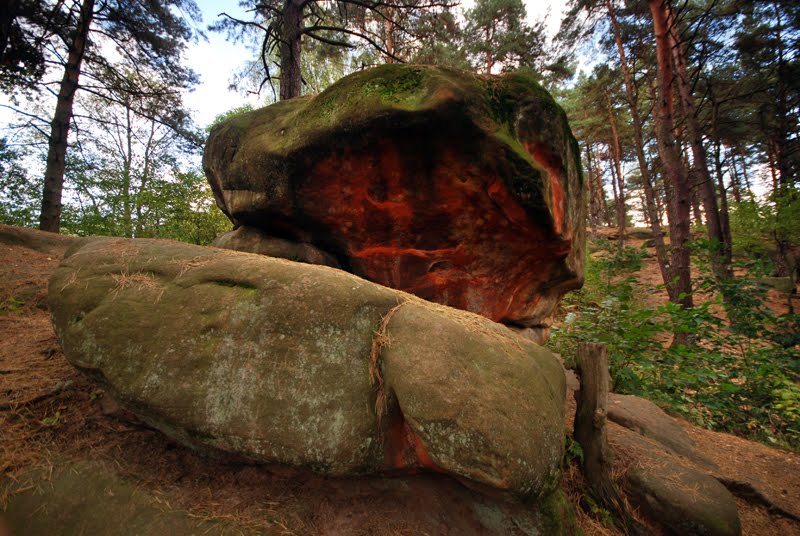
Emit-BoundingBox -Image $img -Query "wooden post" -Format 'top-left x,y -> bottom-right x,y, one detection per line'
574,342 -> 644,535
574,343 -> 613,494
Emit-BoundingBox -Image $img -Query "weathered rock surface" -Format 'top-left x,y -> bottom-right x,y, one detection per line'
212,225 -> 340,268
203,65 -> 585,332
1,459 -> 578,535
608,393 -> 718,470
48,237 -> 566,498
1,462 -> 235,535
611,425 -> 741,536
0,223 -> 77,254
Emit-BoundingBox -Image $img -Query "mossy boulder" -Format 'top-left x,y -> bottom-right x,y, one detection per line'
203,65 -> 585,335
48,237 -> 566,498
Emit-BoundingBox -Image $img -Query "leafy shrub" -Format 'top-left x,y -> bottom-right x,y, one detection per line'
550,241 -> 800,450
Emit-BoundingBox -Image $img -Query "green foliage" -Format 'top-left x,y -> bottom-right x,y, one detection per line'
208,104 -> 255,132
41,411 -> 62,427
60,169 -> 229,245
0,138 -> 40,227
729,192 -> 800,263
463,0 -> 547,75
550,241 -> 800,450
0,296 -> 25,315
564,436 -> 584,464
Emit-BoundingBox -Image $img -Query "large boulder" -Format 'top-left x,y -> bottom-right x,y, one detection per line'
203,65 -> 585,333
48,237 -> 566,498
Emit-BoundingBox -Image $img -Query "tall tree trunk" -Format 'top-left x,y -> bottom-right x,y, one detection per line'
737,147 -> 753,198
727,146 -> 742,203
606,97 -> 626,254
772,6 -> 792,188
767,140 -> 780,191
666,7 -> 730,278
589,143 -> 611,226
39,0 -> 95,232
607,0 -> 671,289
710,102 -> 732,265
121,100 -> 134,237
690,172 -> 703,227
384,5 -> 396,63
649,0 -> 693,312
585,143 -> 600,235
279,0 -> 303,100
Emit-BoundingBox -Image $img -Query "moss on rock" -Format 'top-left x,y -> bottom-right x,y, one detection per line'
48,236 -> 567,498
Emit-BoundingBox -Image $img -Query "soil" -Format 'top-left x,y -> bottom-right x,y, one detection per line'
1,227 -> 799,535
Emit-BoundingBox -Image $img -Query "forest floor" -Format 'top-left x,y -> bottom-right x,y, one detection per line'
0,228 -> 798,535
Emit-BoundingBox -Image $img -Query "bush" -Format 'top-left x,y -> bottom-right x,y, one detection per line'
549,242 -> 800,450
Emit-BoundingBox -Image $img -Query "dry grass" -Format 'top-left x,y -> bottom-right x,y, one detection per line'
110,270 -> 165,302
368,300 -> 407,435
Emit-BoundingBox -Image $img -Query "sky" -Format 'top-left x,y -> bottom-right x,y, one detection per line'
184,0 -> 570,127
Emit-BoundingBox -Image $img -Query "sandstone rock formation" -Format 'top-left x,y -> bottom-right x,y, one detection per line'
48,237 -> 566,498
204,65 -> 585,336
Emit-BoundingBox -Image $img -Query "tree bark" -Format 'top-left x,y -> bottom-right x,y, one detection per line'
606,0 -> 672,290
606,96 -> 626,254
649,0 -> 693,311
710,102 -> 732,262
586,144 -> 600,235
39,0 -> 95,232
574,342 -> 644,535
666,8 -> 731,278
279,0 -> 303,100
727,145 -> 742,203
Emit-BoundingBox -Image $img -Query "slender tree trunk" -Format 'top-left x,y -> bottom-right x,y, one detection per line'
606,98 -> 626,254
586,144 -> 600,236
609,149 -> 621,232
606,0 -> 671,288
767,140 -> 780,191
737,147 -> 754,199
39,0 -> 95,232
691,173 -> 703,227
122,101 -> 134,237
666,8 -> 730,278
384,5 -> 396,63
710,103 -> 732,265
279,0 -> 303,100
649,0 -> 693,312
727,146 -> 742,203
772,7 -> 791,188
589,143 -> 611,226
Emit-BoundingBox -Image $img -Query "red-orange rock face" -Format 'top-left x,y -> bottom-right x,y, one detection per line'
204,65 -> 585,334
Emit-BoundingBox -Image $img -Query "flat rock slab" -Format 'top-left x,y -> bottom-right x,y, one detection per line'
1,459 -> 578,535
608,393 -> 717,470
204,65 -> 585,333
612,424 -> 741,536
1,462 -> 236,535
0,224 -> 77,254
48,237 -> 566,498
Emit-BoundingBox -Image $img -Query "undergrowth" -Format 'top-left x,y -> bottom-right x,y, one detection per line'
549,239 -> 800,451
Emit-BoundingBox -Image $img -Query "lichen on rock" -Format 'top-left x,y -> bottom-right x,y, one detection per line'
203,65 -> 585,337
49,236 -> 566,498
